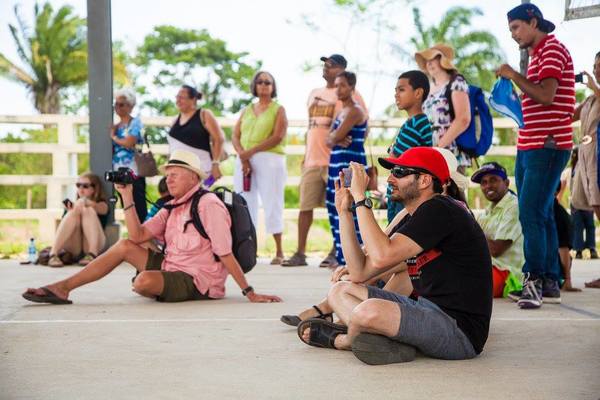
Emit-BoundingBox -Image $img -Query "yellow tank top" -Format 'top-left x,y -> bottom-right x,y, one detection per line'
240,101 -> 285,155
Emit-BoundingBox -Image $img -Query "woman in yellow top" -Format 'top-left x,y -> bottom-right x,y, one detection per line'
232,71 -> 288,264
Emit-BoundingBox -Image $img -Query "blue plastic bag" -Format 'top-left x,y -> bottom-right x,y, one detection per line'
489,78 -> 524,128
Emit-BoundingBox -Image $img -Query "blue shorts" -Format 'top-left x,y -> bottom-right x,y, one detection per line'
367,286 -> 477,360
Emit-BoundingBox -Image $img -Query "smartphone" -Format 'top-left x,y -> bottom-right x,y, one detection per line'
575,72 -> 585,84
63,198 -> 73,208
342,167 -> 352,187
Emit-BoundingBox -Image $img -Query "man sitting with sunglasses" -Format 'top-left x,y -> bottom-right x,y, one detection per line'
297,147 -> 492,364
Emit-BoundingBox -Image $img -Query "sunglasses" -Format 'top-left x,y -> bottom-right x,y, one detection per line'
76,183 -> 94,189
390,166 -> 421,179
255,80 -> 272,86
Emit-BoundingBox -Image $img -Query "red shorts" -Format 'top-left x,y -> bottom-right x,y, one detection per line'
492,265 -> 510,298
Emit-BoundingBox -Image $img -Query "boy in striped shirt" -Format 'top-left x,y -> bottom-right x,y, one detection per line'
496,3 -> 575,309
386,70 -> 433,222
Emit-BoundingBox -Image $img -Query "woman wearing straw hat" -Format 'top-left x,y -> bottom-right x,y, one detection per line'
415,44 -> 472,173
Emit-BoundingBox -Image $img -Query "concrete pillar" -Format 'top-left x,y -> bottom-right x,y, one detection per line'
87,0 -> 119,243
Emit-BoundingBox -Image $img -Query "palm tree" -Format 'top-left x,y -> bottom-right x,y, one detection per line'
400,6 -> 504,92
0,2 -> 128,114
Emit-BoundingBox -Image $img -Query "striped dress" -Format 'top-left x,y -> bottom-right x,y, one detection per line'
326,117 -> 367,265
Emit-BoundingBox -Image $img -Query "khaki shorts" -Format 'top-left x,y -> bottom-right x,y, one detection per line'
299,166 -> 328,211
144,250 -> 210,302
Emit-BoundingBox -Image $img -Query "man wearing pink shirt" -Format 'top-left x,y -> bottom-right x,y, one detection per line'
23,150 -> 281,304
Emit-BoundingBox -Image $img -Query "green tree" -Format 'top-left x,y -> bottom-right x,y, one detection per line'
404,6 -> 504,92
0,2 -> 128,114
135,25 -> 261,116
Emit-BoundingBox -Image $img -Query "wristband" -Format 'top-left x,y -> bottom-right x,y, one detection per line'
241,286 -> 254,296
211,160 -> 220,165
123,203 -> 135,211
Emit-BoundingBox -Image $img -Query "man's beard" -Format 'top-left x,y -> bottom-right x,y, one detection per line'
391,178 -> 420,204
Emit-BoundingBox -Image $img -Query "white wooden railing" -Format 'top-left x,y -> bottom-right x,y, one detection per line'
0,114 -> 530,241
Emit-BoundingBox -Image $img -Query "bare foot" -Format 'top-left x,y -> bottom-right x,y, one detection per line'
562,280 -> 582,292
584,278 -> 600,288
333,333 -> 352,350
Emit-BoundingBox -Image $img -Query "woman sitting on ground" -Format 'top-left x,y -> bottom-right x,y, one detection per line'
48,173 -> 109,267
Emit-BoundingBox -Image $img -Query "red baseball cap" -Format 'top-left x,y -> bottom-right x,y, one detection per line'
378,147 -> 450,184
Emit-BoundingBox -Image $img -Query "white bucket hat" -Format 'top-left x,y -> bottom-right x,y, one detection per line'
159,150 -> 208,180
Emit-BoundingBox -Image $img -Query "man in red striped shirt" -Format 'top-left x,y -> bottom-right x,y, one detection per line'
496,3 -> 575,309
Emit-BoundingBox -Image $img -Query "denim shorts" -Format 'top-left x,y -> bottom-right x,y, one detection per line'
367,286 -> 477,360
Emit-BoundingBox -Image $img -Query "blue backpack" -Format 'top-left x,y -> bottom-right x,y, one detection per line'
445,75 -> 494,157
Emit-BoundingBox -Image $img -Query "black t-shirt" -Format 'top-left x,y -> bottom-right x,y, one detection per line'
395,195 -> 492,354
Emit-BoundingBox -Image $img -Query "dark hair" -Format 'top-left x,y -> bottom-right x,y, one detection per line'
445,178 -> 467,203
398,70 -> 430,100
250,71 -> 278,98
181,85 -> 203,100
596,51 -> 600,59
336,71 -> 357,88
158,177 -> 168,195
432,177 -> 444,194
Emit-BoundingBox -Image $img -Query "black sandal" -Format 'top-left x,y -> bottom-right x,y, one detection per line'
280,305 -> 333,327
297,318 -> 348,349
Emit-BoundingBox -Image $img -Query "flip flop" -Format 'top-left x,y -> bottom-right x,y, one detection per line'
22,287 -> 72,305
280,305 -> 334,327
297,318 -> 347,349
351,333 -> 416,365
281,252 -> 308,267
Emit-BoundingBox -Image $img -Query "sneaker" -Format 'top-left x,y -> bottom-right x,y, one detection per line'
542,278 -> 561,304
575,251 -> 583,259
517,274 -> 543,309
589,249 -> 599,259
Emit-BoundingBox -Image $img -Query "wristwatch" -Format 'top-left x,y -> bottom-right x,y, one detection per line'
351,198 -> 373,211
241,286 -> 254,296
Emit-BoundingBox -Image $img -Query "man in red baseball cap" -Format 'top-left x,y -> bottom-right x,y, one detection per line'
297,147 -> 493,365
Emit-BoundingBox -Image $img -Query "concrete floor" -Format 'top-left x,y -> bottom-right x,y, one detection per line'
1,258 -> 599,400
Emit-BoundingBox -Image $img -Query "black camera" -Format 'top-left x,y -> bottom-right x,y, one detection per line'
575,72 -> 584,83
105,167 -> 136,185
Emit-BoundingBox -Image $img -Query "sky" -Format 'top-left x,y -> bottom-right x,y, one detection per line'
0,0 -> 599,120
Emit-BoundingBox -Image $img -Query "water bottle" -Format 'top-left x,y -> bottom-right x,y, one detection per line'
243,174 -> 252,192
28,238 -> 37,264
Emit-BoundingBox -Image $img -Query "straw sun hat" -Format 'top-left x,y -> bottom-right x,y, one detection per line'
159,149 -> 208,180
415,43 -> 457,73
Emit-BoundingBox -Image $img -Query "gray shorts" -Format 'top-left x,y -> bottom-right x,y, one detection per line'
367,286 -> 477,360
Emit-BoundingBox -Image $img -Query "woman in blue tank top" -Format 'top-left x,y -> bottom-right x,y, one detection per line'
325,71 -> 368,266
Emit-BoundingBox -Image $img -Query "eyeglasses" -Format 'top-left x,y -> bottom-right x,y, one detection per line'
255,80 -> 272,86
114,102 -> 128,107
390,166 -> 421,179
76,183 -> 94,189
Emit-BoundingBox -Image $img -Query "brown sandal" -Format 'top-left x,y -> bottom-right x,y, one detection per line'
78,252 -> 97,266
281,252 -> 308,267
